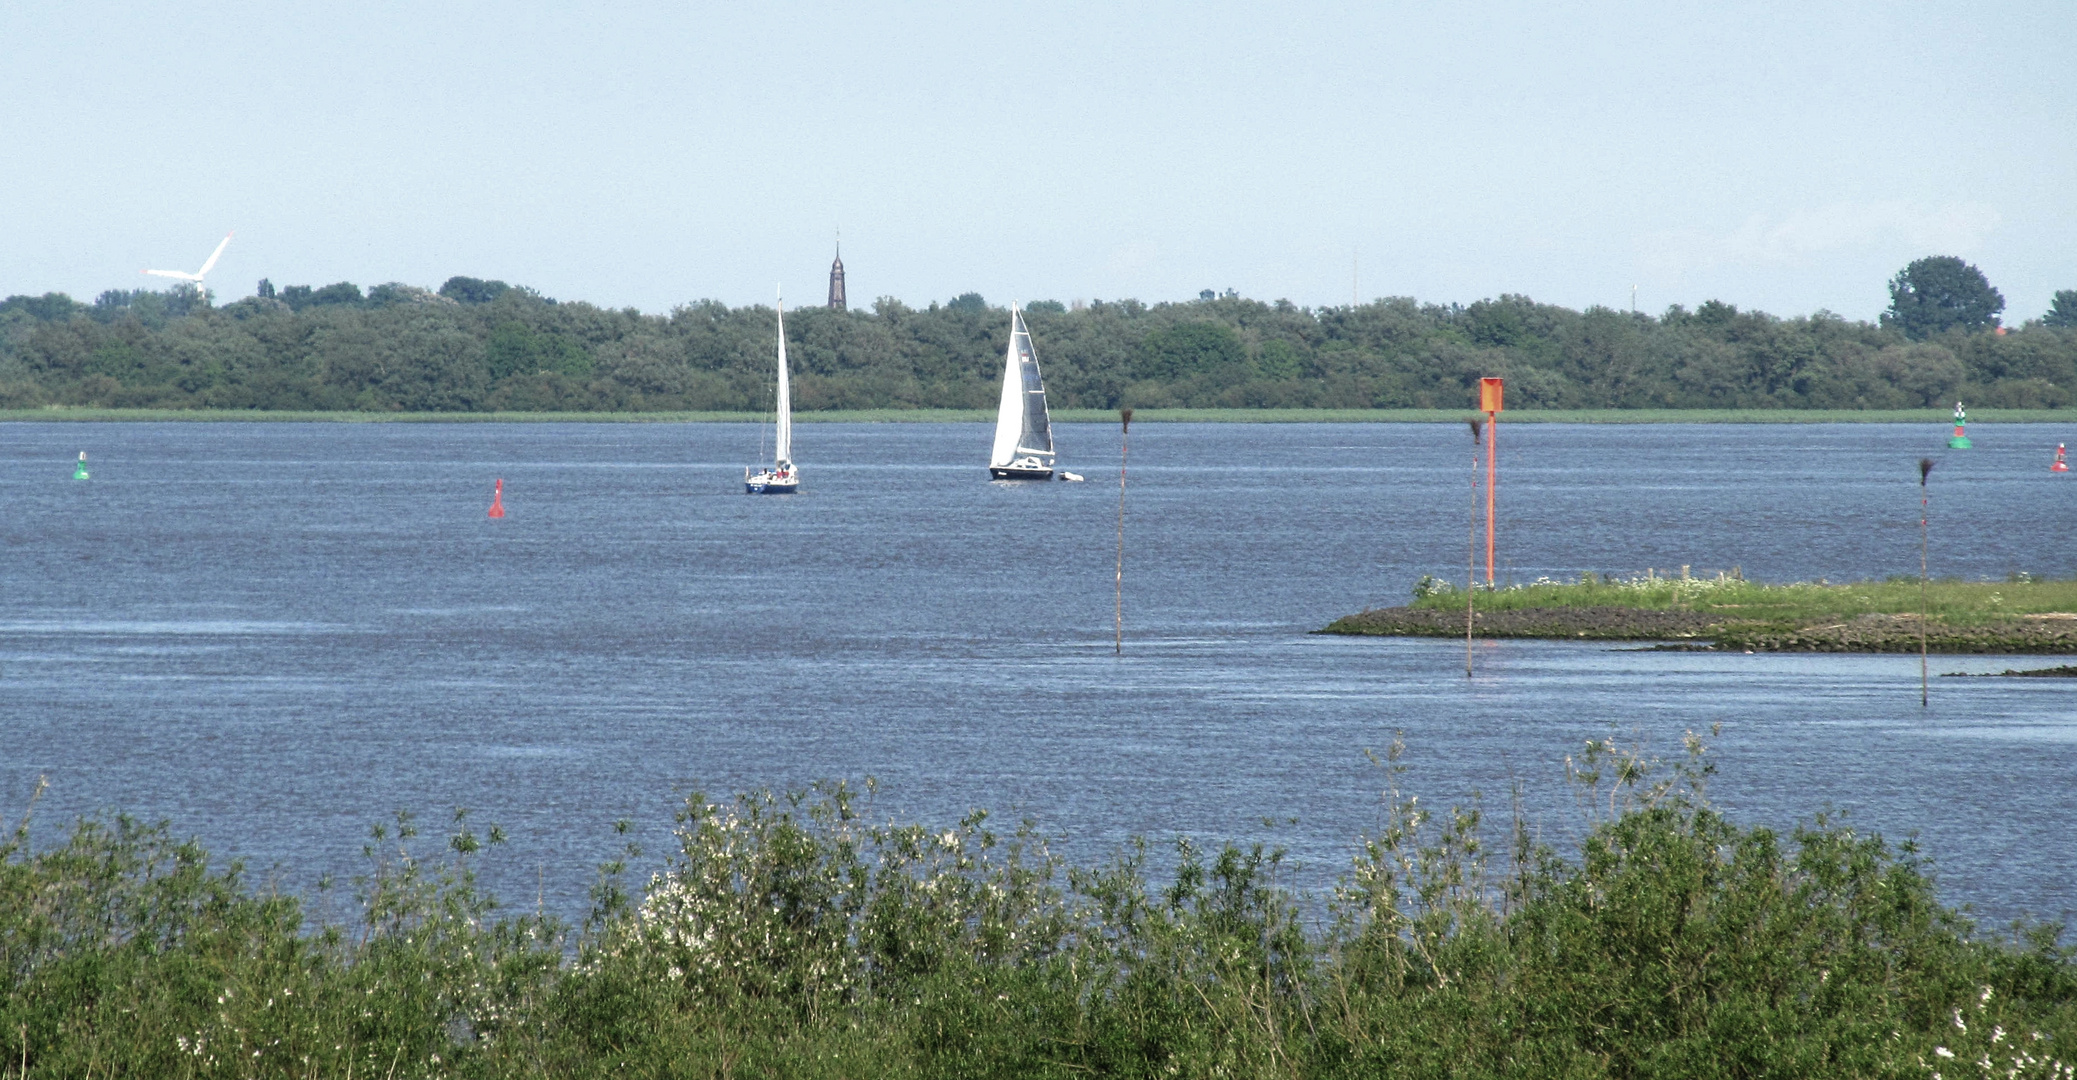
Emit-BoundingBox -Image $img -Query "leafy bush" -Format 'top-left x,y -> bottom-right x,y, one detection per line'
4,738 -> 2073,1077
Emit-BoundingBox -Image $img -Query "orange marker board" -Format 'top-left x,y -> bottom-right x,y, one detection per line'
1479,377 -> 1504,413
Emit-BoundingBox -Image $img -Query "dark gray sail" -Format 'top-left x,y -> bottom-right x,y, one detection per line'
1013,310 -> 1052,458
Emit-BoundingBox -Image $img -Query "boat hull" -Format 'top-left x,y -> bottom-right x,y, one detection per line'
745,468 -> 799,494
989,465 -> 1054,481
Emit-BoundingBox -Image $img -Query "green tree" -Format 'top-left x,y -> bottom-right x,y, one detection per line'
440,276 -> 510,304
1133,321 -> 1246,382
486,321 -> 592,381
1883,256 -> 2004,340
163,283 -> 208,317
1254,338 -> 1305,379
2046,289 -> 2077,328
308,282 -> 364,307
0,293 -> 82,322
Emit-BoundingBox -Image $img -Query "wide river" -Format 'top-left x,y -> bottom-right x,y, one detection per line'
2,421 -> 2072,928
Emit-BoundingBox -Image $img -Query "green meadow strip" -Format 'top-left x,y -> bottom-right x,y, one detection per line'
1411,574 -> 2077,625
1325,574 -> 2077,651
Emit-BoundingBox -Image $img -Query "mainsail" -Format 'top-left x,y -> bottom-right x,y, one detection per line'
989,306 -> 1053,467
774,299 -> 792,467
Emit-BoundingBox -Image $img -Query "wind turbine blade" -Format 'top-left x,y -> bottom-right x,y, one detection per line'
144,269 -> 200,280
194,231 -> 234,277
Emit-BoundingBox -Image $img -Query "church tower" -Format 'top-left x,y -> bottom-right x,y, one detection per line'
827,241 -> 846,311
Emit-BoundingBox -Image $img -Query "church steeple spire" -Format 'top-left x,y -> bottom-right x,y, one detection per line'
827,231 -> 846,311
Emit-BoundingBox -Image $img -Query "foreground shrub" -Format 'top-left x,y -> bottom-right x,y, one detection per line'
4,737 -> 2073,1077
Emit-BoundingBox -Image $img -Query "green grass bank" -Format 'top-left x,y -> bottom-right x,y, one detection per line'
5,740 -> 2074,1079
1324,574 -> 2077,652
4,406 -> 2075,423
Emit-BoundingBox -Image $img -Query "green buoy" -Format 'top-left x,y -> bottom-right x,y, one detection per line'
1946,402 -> 1971,449
72,451 -> 89,480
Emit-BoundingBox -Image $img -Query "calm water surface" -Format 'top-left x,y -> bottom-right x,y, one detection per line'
2,421 -> 2072,926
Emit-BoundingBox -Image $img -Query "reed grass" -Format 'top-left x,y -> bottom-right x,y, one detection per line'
5,737 -> 2074,1078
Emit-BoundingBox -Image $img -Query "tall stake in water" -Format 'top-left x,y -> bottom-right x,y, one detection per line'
1116,408 -> 1132,655
1919,457 -> 1934,706
1479,378 -> 1503,583
1467,418 -> 1483,677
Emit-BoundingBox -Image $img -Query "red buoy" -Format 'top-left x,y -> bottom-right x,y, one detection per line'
2055,444 -> 2069,473
488,478 -> 506,518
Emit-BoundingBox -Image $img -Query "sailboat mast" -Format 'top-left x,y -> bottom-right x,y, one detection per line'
774,294 -> 792,465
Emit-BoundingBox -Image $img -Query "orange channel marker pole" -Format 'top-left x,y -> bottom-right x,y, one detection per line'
1480,378 -> 1503,584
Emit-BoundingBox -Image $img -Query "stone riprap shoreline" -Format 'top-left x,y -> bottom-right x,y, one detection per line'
1321,606 -> 2077,653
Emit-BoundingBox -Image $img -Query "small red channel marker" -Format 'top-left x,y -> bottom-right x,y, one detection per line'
488,478 -> 506,518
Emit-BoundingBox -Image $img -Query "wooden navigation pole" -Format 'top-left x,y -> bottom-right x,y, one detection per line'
1117,408 -> 1132,655
1467,417 -> 1483,677
1480,378 -> 1504,583
1920,457 -> 1933,706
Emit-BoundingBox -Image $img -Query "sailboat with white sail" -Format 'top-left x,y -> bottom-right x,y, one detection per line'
988,304 -> 1057,480
745,292 -> 799,494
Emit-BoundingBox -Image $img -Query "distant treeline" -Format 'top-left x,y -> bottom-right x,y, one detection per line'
3,273 -> 2075,412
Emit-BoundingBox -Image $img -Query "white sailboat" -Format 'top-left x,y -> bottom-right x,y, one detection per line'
745,293 -> 799,494
988,304 -> 1057,480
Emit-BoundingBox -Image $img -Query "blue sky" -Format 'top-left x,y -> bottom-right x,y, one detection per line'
4,0 -> 2071,320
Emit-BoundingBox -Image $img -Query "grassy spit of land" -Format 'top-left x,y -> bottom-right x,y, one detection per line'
1323,574 -> 2077,652
4,739 -> 2074,1079
4,406 -> 2076,423
1952,665 -> 2077,677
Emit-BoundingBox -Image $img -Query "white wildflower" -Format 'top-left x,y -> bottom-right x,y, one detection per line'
1935,1046 -> 1954,1058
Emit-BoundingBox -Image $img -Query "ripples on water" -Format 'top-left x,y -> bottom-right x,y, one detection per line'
1,421 -> 2072,927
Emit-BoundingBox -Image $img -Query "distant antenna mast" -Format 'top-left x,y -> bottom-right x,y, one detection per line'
1352,250 -> 1359,308
1631,284 -> 1638,314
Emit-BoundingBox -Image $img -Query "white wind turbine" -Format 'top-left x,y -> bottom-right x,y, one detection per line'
143,231 -> 234,292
